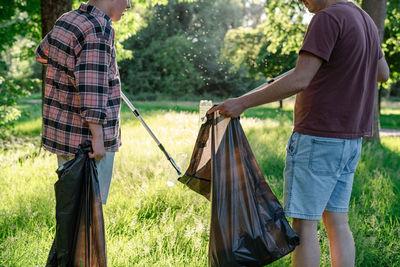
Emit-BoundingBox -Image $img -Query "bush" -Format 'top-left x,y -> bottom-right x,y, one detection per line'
119,0 -> 259,100
389,81 -> 400,97
120,35 -> 204,99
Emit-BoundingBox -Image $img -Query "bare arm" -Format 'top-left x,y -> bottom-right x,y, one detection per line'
88,122 -> 106,161
35,55 -> 48,64
377,56 -> 389,82
208,52 -> 323,117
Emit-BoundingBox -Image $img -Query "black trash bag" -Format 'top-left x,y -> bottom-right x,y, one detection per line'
46,140 -> 107,267
179,112 -> 299,266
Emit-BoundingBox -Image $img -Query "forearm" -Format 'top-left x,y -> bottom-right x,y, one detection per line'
208,52 -> 322,118
240,52 -> 322,110
239,72 -> 305,110
88,122 -> 104,140
377,56 -> 389,82
88,122 -> 106,160
35,56 -> 48,64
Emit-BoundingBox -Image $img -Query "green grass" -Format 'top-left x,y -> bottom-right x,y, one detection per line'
1,98 -> 399,266
380,108 -> 400,129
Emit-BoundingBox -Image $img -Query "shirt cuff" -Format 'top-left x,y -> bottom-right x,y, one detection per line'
82,109 -> 107,124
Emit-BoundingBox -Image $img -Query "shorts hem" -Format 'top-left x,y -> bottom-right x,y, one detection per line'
324,207 -> 348,213
284,211 -> 321,220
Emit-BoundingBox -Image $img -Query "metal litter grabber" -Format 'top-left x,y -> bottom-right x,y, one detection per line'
121,91 -> 182,176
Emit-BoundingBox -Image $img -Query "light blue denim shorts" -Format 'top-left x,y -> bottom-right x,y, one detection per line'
57,152 -> 115,205
283,132 -> 362,220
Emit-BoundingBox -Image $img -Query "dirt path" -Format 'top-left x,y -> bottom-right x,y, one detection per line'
380,128 -> 400,137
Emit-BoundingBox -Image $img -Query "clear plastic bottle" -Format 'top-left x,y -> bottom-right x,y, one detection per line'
199,100 -> 213,124
167,152 -> 188,187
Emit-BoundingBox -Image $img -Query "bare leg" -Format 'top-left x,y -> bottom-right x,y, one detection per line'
291,218 -> 320,267
322,211 -> 355,267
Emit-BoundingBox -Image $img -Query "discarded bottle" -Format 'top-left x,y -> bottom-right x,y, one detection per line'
199,100 -> 213,124
167,152 -> 188,187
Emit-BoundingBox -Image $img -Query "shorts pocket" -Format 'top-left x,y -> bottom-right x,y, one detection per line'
286,132 -> 299,156
309,138 -> 345,176
343,139 -> 362,174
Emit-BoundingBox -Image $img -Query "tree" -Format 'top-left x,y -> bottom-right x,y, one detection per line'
39,0 -> 73,106
40,0 -> 72,38
221,0 -> 307,100
0,0 -> 41,130
120,0 -> 256,99
361,0 -> 388,142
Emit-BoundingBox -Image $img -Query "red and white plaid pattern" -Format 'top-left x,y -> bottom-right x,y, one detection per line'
36,3 -> 121,155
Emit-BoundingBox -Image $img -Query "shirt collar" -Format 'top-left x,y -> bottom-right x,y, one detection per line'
79,2 -> 111,23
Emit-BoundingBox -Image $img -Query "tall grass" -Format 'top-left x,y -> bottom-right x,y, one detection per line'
0,100 -> 399,266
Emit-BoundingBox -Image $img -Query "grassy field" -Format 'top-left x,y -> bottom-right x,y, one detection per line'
0,96 -> 399,266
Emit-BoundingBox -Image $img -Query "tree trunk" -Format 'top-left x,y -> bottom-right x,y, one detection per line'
361,0 -> 388,142
378,82 -> 383,113
40,0 -> 72,108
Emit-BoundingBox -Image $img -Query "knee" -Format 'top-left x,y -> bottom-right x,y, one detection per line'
322,211 -> 350,231
292,218 -> 318,233
292,218 -> 303,228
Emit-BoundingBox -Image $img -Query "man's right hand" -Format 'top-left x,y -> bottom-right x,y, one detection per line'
88,122 -> 106,161
207,97 -> 246,118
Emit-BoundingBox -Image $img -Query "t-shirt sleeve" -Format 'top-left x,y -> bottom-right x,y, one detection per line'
300,12 -> 340,62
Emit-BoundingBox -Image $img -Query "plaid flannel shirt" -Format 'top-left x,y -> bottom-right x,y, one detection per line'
35,3 -> 121,155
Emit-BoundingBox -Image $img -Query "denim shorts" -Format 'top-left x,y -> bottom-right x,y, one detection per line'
57,152 -> 115,205
283,132 -> 362,220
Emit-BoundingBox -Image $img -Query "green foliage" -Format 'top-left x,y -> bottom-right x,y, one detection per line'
357,0 -> 400,89
0,0 -> 41,54
383,0 -> 400,85
120,0 -> 258,99
0,76 -> 22,129
0,47 -> 40,132
221,0 -> 307,80
0,0 -> 41,128
112,2 -> 151,61
122,34 -> 204,98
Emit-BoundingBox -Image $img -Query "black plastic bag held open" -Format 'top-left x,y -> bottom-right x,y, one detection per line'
179,112 -> 299,266
46,140 -> 107,267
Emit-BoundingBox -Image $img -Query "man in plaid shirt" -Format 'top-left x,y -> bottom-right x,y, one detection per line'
36,0 -> 131,204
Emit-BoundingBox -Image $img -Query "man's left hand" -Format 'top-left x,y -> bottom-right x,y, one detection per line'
88,122 -> 106,162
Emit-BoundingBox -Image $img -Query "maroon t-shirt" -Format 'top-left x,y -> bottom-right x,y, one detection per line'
294,2 -> 383,138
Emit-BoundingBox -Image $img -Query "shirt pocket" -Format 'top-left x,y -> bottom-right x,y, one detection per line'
309,138 -> 345,176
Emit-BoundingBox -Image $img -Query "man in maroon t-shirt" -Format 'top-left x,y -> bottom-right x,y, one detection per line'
209,0 -> 389,266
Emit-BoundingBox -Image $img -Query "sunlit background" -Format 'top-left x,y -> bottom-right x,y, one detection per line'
0,0 -> 399,266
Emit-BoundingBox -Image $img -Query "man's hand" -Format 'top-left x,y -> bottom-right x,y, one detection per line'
88,122 -> 106,161
207,98 -> 246,118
